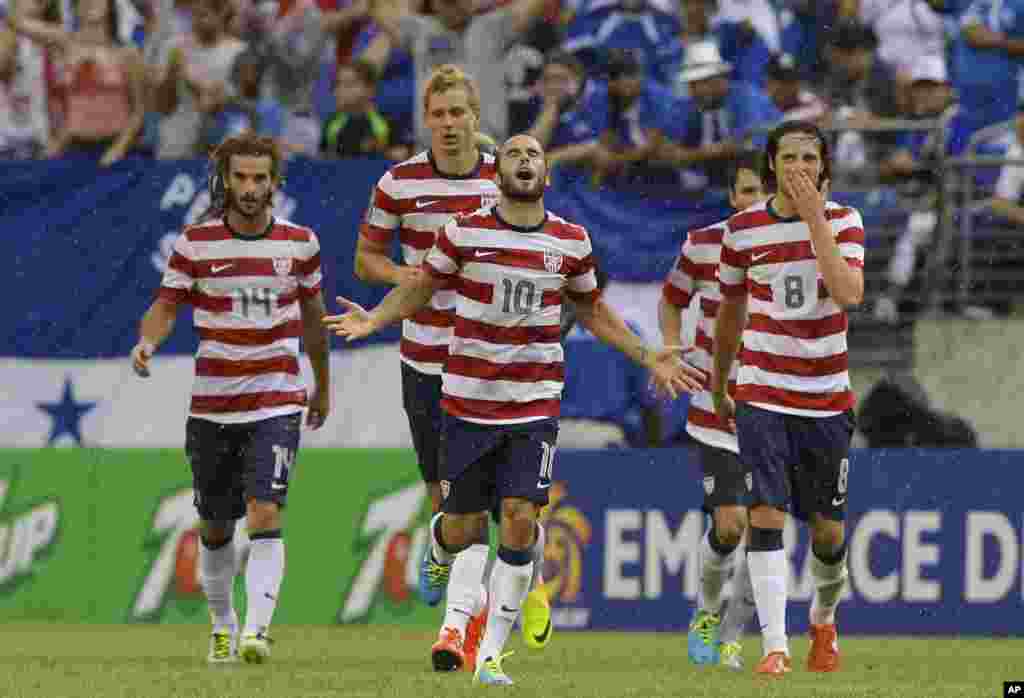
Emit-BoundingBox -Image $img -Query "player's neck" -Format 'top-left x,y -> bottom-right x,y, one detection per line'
495,199 -> 546,229
432,147 -> 479,178
226,208 -> 272,237
770,192 -> 797,220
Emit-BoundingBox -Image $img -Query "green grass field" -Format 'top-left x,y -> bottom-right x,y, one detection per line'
0,625 -> 1017,698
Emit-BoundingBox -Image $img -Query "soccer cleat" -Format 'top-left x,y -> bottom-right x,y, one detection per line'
206,630 -> 237,663
754,651 -> 792,677
521,586 -> 553,650
719,641 -> 743,671
473,651 -> 515,686
239,632 -> 272,664
687,609 -> 721,665
807,623 -> 841,672
463,605 -> 488,673
418,545 -> 451,607
431,627 -> 465,672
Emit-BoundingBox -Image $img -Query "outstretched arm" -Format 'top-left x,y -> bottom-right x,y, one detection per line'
324,268 -> 443,340
573,295 -> 703,398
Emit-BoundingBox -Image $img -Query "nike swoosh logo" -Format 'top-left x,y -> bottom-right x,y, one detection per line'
751,252 -> 771,262
271,483 -> 287,491
536,481 -> 552,489
475,250 -> 499,258
416,199 -> 440,209
532,618 -> 552,645
500,605 -> 520,614
211,263 -> 234,273
832,496 -> 846,507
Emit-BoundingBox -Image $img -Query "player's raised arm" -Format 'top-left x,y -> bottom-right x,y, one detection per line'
785,170 -> 864,308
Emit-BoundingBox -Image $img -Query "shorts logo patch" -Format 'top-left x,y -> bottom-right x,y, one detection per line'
745,473 -> 753,491
703,475 -> 715,495
439,480 -> 451,500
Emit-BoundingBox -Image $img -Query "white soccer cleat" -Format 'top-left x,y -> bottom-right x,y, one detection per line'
239,632 -> 272,664
207,630 -> 237,663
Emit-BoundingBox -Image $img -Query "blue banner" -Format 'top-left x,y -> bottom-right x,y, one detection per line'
547,448 -> 1022,636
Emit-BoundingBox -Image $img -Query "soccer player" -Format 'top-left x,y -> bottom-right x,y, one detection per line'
354,63 -> 549,668
130,133 -> 331,664
712,121 -> 864,676
659,150 -> 766,670
326,134 -> 704,685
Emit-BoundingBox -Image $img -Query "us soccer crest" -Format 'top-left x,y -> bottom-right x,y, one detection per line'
481,192 -> 499,209
745,473 -> 753,491
544,249 -> 564,274
273,257 -> 293,276
703,476 -> 715,495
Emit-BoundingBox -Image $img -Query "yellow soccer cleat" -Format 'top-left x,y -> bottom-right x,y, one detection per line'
239,632 -> 272,664
521,586 -> 553,650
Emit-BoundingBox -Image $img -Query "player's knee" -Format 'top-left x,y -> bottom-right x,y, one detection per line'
499,498 -> 537,550
246,499 -> 281,532
713,509 -> 747,550
811,519 -> 845,558
442,511 -> 487,550
427,482 -> 443,513
200,520 -> 236,547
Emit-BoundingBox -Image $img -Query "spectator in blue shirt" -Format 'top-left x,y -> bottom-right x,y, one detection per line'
659,40 -> 780,188
584,48 -> 675,186
949,0 -> 1024,153
526,51 -> 604,183
563,0 -> 682,84
198,49 -> 285,152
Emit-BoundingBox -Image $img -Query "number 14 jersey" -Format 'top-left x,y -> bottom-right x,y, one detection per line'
424,207 -> 599,425
718,200 -> 865,417
159,218 -> 323,424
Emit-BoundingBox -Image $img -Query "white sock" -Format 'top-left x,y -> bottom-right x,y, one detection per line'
200,537 -> 238,633
478,554 -> 533,662
720,552 -> 756,644
747,549 -> 788,656
442,543 -> 489,635
243,534 -> 285,636
528,523 -> 546,592
699,528 -> 737,615
430,512 -> 455,564
810,550 -> 848,626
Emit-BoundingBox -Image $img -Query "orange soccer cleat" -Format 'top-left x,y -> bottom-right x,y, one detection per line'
430,627 -> 465,672
807,623 -> 841,672
462,605 -> 489,673
754,651 -> 793,677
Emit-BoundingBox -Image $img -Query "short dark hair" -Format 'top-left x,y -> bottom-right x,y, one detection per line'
729,150 -> 762,192
760,120 -> 831,193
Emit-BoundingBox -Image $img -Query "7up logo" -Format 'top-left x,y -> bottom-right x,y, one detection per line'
338,481 -> 431,623
0,467 -> 60,592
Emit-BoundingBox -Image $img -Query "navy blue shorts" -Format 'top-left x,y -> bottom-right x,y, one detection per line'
401,362 -> 443,483
439,413 -> 559,515
694,441 -> 751,514
734,403 -> 854,522
185,413 -> 301,521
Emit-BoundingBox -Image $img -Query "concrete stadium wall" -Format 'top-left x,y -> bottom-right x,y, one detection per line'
850,316 -> 1024,447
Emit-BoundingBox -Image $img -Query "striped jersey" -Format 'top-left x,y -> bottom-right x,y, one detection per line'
423,207 -> 600,425
158,217 -> 323,424
359,150 -> 500,375
662,221 -> 738,453
718,200 -> 866,417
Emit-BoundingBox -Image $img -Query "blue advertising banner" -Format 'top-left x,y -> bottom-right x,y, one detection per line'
547,448 -> 1021,636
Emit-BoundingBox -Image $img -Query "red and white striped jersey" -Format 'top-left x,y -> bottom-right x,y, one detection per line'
662,221 -> 738,453
158,218 -> 322,424
718,200 -> 865,417
360,150 -> 500,375
423,208 -> 600,425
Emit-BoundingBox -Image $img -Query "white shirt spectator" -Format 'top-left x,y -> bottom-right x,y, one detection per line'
0,34 -> 49,158
857,0 -> 944,77
995,140 -> 1024,202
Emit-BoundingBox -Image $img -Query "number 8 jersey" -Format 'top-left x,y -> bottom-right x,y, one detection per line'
718,200 -> 865,417
423,207 -> 599,425
158,218 -> 323,423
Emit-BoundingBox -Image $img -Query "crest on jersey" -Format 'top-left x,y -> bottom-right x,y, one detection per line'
544,250 -> 564,274
481,192 -> 499,209
273,258 -> 293,276
703,476 -> 715,495
745,473 -> 753,492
